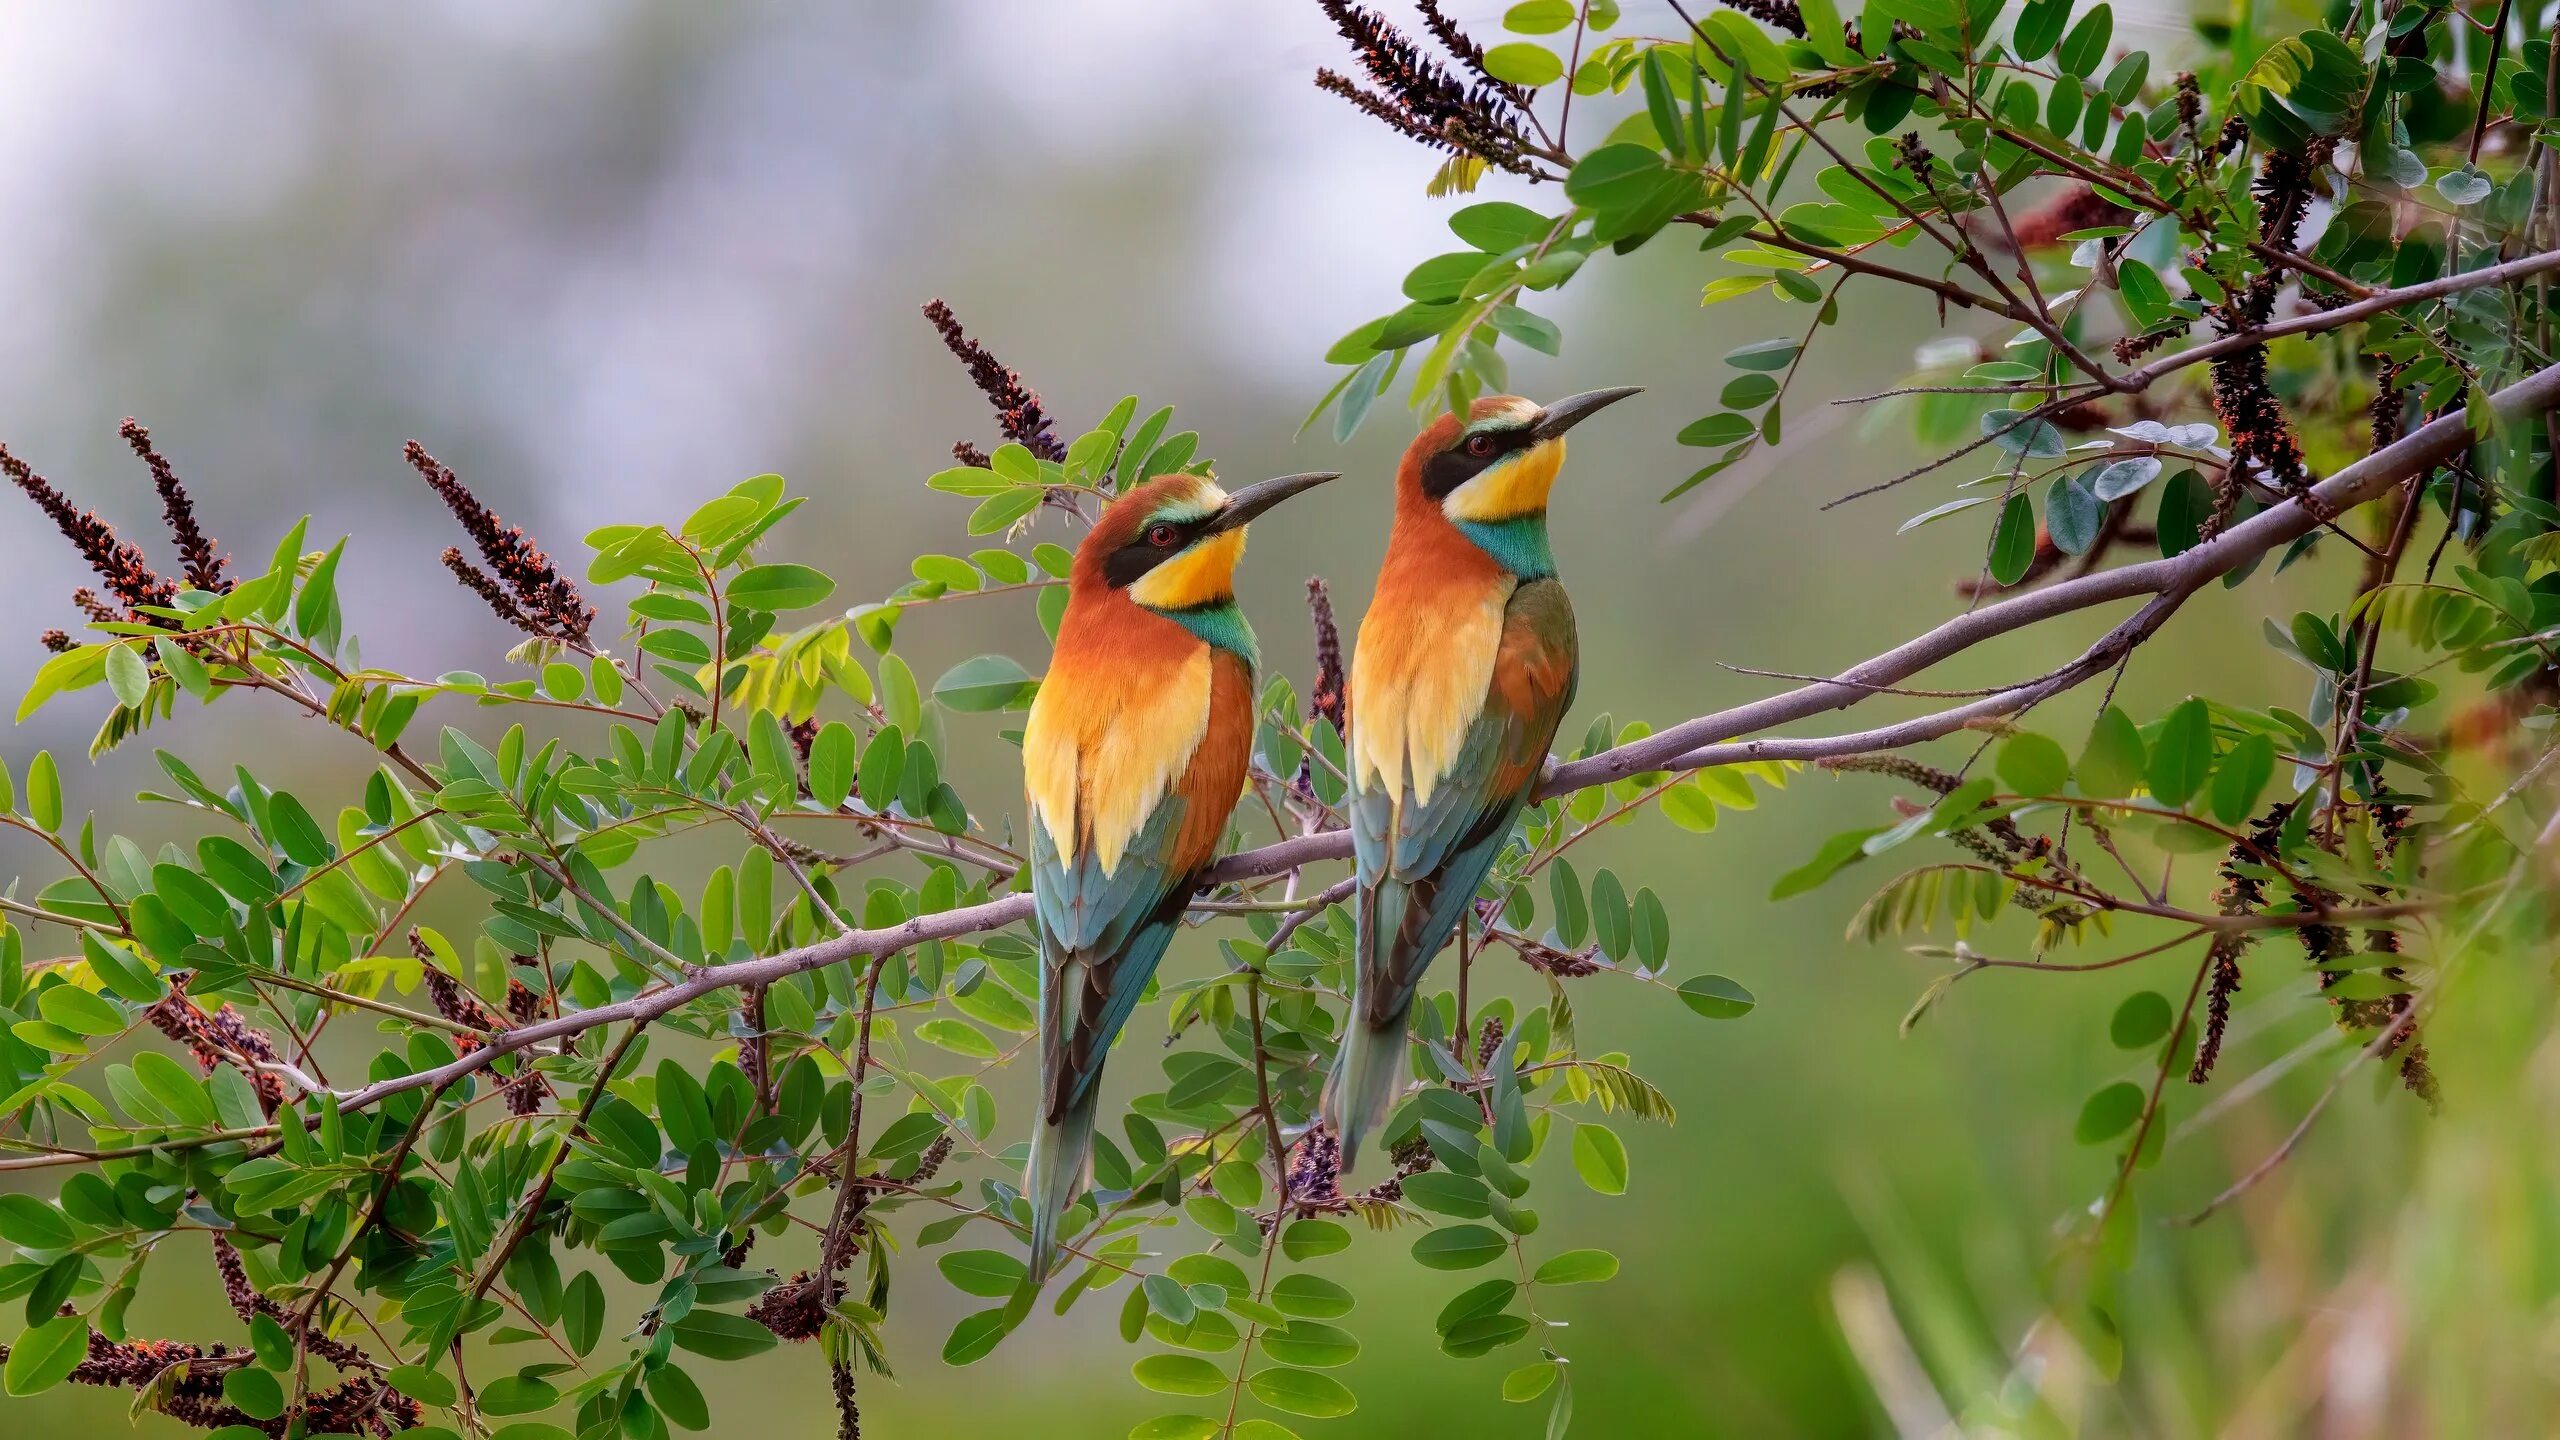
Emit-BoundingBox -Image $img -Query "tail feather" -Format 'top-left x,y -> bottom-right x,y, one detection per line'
1325,869 -> 1426,1169
1322,1001 -> 1414,1169
1025,1086 -> 1099,1284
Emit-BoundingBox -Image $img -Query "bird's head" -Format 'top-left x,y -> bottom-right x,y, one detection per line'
1076,469 -> 1338,613
1398,386 -> 1643,525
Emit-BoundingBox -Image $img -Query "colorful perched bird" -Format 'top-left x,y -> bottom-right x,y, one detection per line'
1022,466 -> 1337,1280
1323,388 -> 1640,1166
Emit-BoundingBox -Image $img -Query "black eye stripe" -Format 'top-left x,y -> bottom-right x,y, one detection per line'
1422,426 -> 1535,499
1103,517 -> 1203,588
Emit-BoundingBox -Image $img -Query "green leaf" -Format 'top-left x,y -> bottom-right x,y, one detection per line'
385,1365 -> 458,1408
264,791 -> 334,866
942,1308 -> 1013,1366
1570,1123 -> 1629,1195
1282,1219 -> 1350,1261
1564,144 -> 1670,211
2078,706 -> 2145,798
938,1249 -> 1026,1298
1677,974 -> 1755,1018
1588,868 -> 1630,961
727,563 -> 836,611
1989,492 -> 2037,586
1483,42 -> 1564,87
2046,472 -> 2102,555
82,932 -> 161,1002
1450,202 -> 1554,252
647,1364 -> 710,1432
1996,732 -> 2070,796
105,642 -> 149,709
2146,698 -> 2213,807
1247,1366 -> 1358,1419
39,983 -> 122,1037
1548,861 -> 1588,949
1402,1171 -> 1491,1218
668,1310 -> 777,1361
2013,0 -> 2070,59
26,751 -> 60,831
1132,1354 -> 1228,1397
1505,0 -> 1576,33
0,1194 -> 74,1249
1533,1248 -> 1620,1285
808,721 -> 858,808
2056,2 -> 2113,76
1143,1273 -> 1197,1326
1261,1321 -> 1359,1368
1504,1360 -> 1562,1402
3,1314 -> 86,1395
1411,1224 -> 1510,1270
1677,413 -> 1756,447
563,1272 -> 604,1354
2210,732 -> 2276,825
1725,338 -> 1801,371
1898,496 -> 1989,534
2110,991 -> 2172,1049
2156,468 -> 2209,556
2075,1081 -> 2146,1144
934,654 -> 1035,713
1272,1274 -> 1354,1319
479,1375 -> 559,1416
224,1366 -> 286,1420
133,1050 -> 217,1127
1632,886 -> 1669,969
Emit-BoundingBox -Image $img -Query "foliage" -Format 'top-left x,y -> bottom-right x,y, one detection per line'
2,0 -> 2558,1434
1304,0 -> 2560,1425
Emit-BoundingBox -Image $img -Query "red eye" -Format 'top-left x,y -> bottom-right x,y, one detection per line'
1466,433 -> 1498,457
1147,523 -> 1180,547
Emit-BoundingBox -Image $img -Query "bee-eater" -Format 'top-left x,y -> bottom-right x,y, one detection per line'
1022,466 -> 1337,1280
1322,388 -> 1640,1166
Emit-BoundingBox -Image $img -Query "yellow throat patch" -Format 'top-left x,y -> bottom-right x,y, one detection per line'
1442,436 -> 1565,525
1130,525 -> 1245,612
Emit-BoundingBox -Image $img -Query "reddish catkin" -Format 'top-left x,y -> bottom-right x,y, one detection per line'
414,932 -> 550,1111
1,440 -> 177,617
919,299 -> 1067,463
406,441 -> 593,642
120,418 -> 229,592
1286,1122 -> 1346,1209
1415,0 -> 1533,97
748,1270 -> 828,1341
2191,823 -> 2273,1084
441,546 -> 538,633
146,981 -> 286,1116
1311,0 -> 1534,173
2004,184 -> 2133,250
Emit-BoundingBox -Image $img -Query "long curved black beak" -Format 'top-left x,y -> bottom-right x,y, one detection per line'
1202,470 -> 1339,535
1530,386 -> 1644,441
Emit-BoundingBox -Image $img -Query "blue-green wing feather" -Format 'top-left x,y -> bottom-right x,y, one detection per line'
1027,790 -> 1195,1280
1032,792 -> 1192,1116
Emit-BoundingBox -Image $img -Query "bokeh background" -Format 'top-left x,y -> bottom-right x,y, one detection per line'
6,3 -> 2538,1436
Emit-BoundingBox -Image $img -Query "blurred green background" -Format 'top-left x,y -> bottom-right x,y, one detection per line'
6,3 -> 2543,1436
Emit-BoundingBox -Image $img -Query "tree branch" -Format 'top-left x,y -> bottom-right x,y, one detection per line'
6,359 -> 2548,1162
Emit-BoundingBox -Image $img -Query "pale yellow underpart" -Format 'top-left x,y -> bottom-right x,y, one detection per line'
1130,525 -> 1245,612
1349,586 -> 1507,807
1023,645 -> 1213,876
1442,435 -> 1565,524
